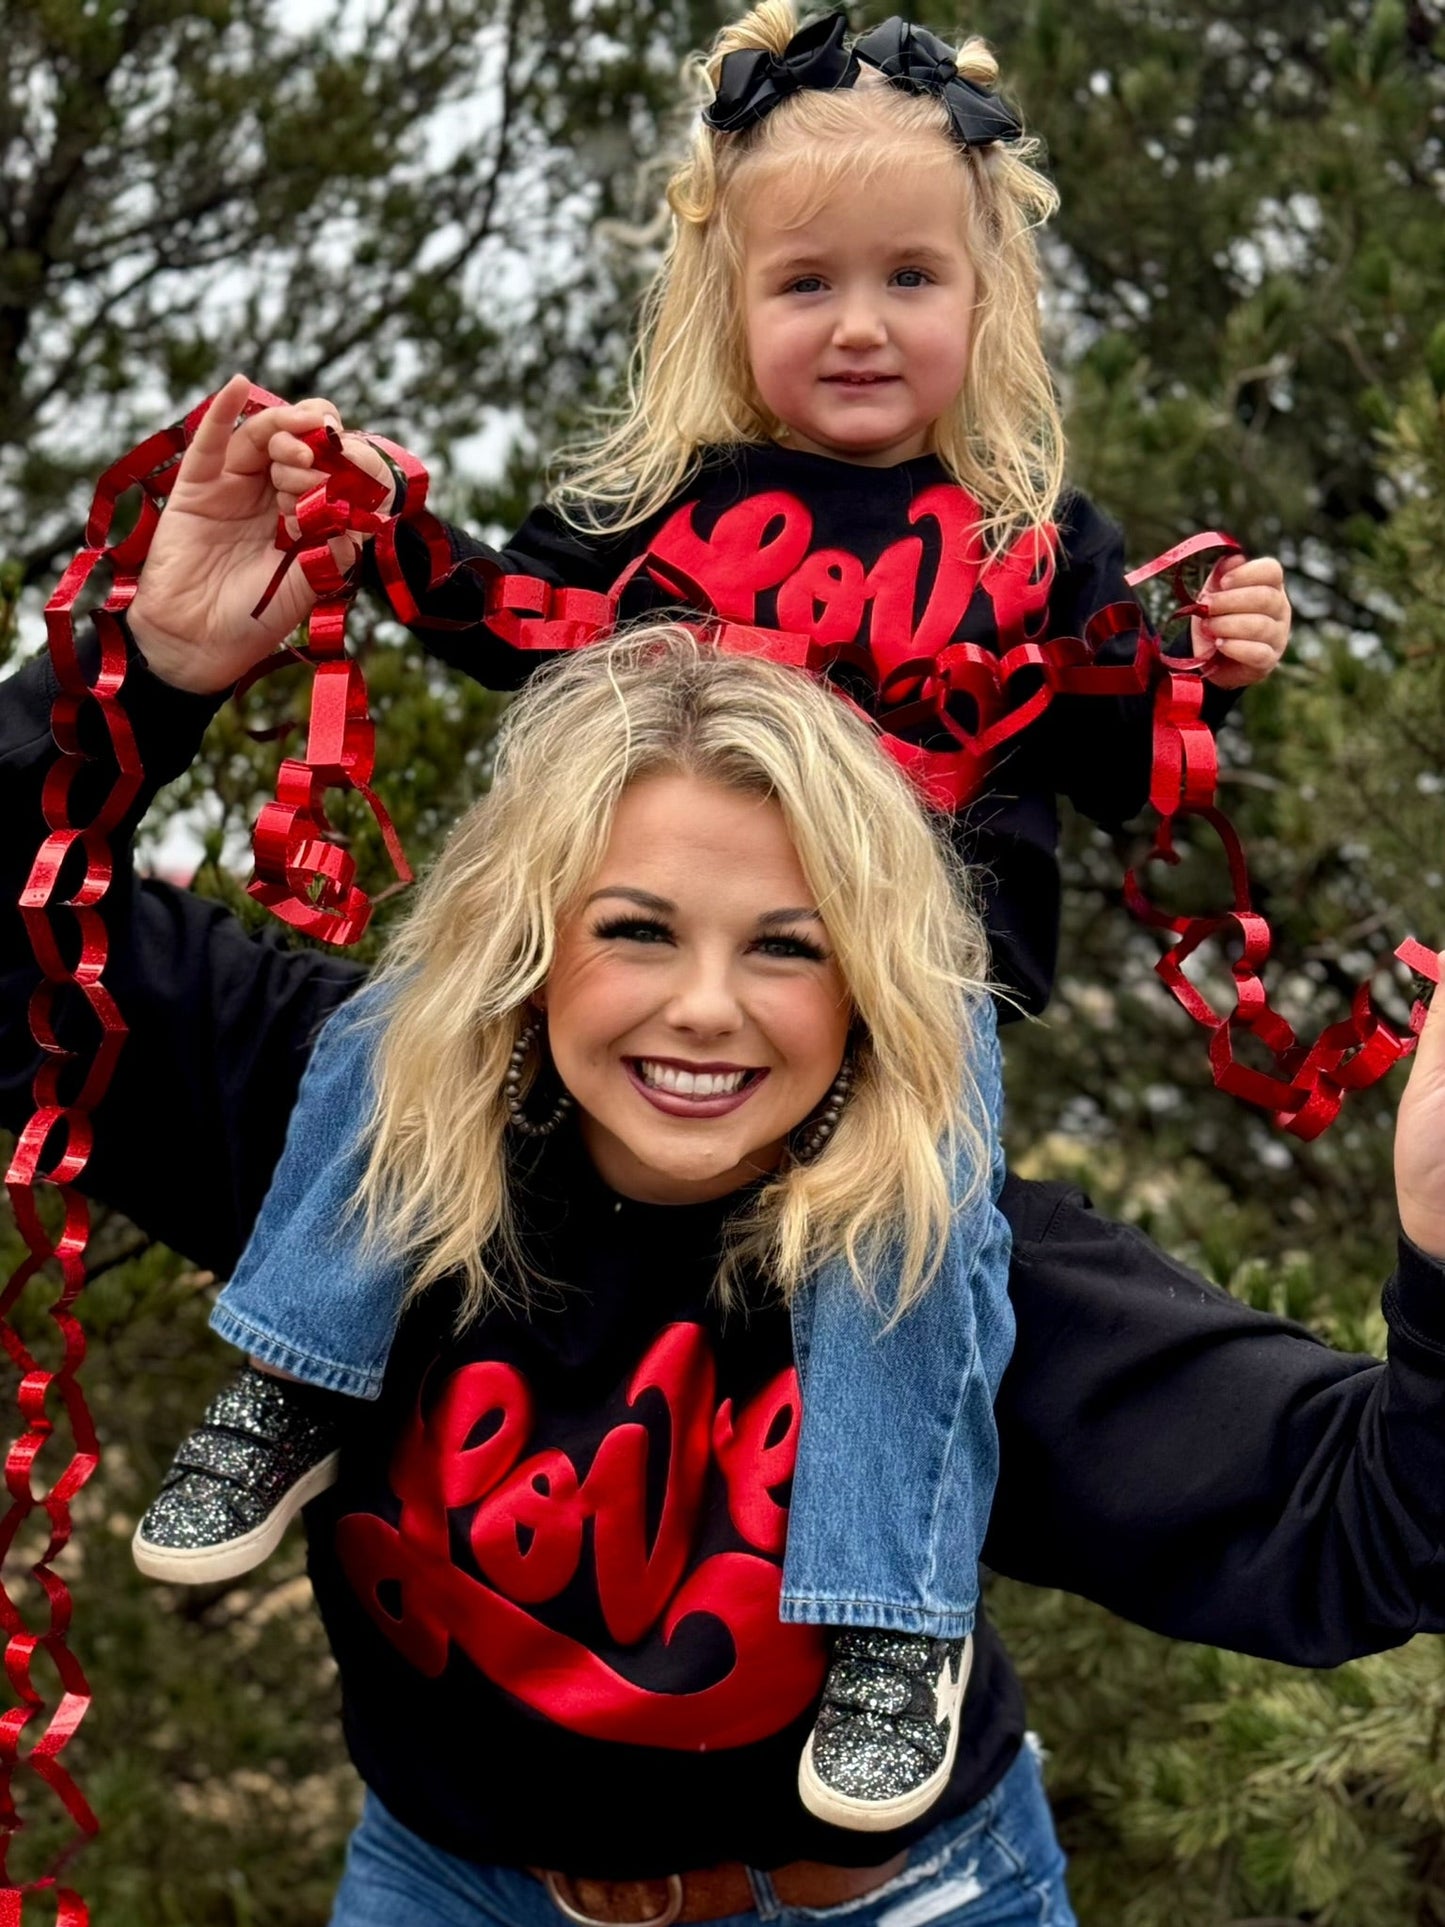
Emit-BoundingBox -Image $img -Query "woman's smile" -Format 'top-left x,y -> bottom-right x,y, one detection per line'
625,1056 -> 770,1117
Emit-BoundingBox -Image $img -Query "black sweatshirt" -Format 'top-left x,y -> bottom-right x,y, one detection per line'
364,445 -> 1235,1017
306,1123 -> 1028,1872
4,642 -> 1445,1875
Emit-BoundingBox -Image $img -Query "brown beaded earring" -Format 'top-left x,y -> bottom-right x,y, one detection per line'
504,1019 -> 575,1138
792,1055 -> 854,1162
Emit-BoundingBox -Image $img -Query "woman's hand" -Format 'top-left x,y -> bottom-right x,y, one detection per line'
1191,553 -> 1292,689
1396,958 -> 1445,1259
127,374 -> 381,695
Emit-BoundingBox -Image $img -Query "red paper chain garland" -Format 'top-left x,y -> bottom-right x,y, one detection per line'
1116,537 -> 1432,1137
9,396 -> 1438,1921
2,387 -> 424,1918
0,403 -> 196,1922
241,414 -> 426,942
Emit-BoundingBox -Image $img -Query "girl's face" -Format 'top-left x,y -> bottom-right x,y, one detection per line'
539,772 -> 852,1205
741,163 -> 977,467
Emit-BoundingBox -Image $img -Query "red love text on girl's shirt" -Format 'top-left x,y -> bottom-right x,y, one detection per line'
646,484 -> 1055,675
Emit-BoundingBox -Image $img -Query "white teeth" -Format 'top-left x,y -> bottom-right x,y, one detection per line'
637,1061 -> 750,1098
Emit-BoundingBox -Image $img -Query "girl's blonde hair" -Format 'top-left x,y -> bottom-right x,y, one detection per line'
553,2 -> 1063,553
355,626 -> 994,1322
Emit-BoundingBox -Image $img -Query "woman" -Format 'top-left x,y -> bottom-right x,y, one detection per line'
3,397 -> 1444,1924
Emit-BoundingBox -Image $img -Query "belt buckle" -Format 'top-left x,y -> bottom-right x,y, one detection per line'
543,1870 -> 686,1927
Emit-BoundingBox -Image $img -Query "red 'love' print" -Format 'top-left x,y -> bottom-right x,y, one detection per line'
336,1323 -> 828,1751
647,484 -> 1055,677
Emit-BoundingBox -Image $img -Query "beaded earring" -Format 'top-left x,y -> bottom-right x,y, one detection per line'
792,1056 -> 854,1162
504,1020 -> 575,1137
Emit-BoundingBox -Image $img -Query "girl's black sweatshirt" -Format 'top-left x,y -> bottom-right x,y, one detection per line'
363,445 -> 1237,1017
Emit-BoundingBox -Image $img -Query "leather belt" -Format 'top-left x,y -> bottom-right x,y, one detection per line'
536,1851 -> 909,1926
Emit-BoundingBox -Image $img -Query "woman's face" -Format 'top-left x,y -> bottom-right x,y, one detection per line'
539,772 -> 853,1205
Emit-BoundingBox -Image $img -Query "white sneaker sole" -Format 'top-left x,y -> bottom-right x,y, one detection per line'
131,1450 -> 342,1585
797,1634 -> 974,1833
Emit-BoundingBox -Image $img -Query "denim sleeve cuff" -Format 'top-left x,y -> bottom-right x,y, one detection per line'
1382,1234 -> 1445,1359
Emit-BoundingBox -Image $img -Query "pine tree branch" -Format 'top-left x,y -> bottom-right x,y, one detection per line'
273,2 -> 529,401
1228,1917 -> 1312,1925
83,1233 -> 155,1285
54,179 -> 268,282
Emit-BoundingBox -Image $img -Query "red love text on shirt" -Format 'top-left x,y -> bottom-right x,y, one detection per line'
335,1323 -> 827,1750
646,485 -> 1055,676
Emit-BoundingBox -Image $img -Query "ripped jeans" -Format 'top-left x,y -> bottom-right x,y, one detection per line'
330,1737 -> 1075,1927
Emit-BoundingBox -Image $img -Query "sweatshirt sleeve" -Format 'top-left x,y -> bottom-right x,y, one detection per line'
986,1177 -> 1445,1665
358,499 -> 635,692
1037,493 -> 1239,828
0,637 -> 366,1277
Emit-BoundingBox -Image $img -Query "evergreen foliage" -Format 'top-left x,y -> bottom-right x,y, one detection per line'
1,0 -> 1442,1918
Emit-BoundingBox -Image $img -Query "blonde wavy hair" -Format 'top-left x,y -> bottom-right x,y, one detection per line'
553,2 -> 1063,553
353,627 -> 995,1322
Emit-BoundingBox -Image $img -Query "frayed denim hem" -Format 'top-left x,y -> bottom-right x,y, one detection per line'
777,1593 -> 977,1639
208,1303 -> 384,1401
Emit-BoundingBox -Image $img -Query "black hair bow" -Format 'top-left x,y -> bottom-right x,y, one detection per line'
704,9 -> 860,135
854,17 -> 1022,148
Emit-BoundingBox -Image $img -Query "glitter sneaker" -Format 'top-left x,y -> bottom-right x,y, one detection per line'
797,1630 -> 973,1832
132,1365 -> 342,1584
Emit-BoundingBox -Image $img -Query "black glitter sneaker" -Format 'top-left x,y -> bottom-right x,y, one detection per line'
132,1365 -> 342,1584
798,1630 -> 973,1832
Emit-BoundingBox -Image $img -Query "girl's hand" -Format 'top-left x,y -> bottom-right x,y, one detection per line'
268,425 -> 396,539
1191,553 -> 1292,689
127,374 -> 368,695
1397,961 -> 1445,1261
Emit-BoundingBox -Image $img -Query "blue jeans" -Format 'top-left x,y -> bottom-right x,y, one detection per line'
212,988 -> 1013,1637
329,1739 -> 1074,1927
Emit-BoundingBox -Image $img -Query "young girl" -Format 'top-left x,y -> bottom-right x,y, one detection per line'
130,2 -> 1290,1840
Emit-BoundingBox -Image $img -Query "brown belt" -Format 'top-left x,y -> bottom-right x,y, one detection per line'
535,1852 -> 909,1926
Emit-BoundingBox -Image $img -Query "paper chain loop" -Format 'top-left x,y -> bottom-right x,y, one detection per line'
9,395 -> 1437,1917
